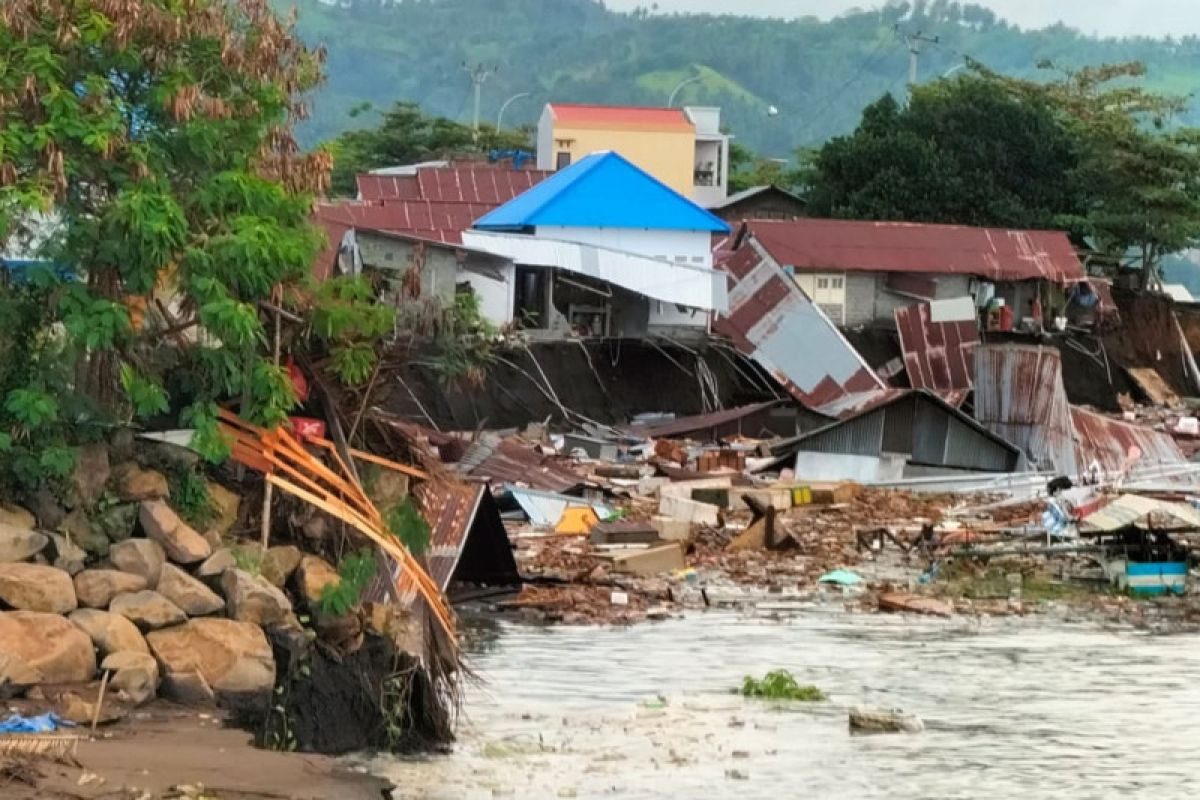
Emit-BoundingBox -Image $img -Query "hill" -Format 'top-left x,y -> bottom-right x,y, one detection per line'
288,0 -> 1200,156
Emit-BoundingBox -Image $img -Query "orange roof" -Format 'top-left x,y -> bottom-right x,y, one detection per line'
548,103 -> 693,131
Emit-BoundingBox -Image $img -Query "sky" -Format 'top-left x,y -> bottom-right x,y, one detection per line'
602,0 -> 1200,39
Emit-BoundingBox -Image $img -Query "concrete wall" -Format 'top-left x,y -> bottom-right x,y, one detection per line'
356,232 -> 458,306
536,225 -> 712,267
866,273 -> 973,326
461,262 -> 515,326
536,106 -> 555,171
537,124 -> 696,196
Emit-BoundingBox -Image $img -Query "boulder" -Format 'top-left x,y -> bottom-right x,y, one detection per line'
109,590 -> 187,631
157,564 -> 224,616
0,610 -> 96,684
27,489 -> 67,530
74,569 -> 148,609
61,509 -> 110,558
109,427 -> 136,463
146,618 -> 274,702
113,462 -> 169,502
52,682 -> 131,725
102,650 -> 158,706
204,482 -> 240,545
0,503 -> 36,531
197,549 -> 236,579
261,545 -> 303,588
0,523 -> 48,563
68,442 -> 111,508
221,569 -> 294,628
93,503 -> 139,544
110,539 -> 166,587
0,562 -> 77,613
69,608 -> 149,657
140,500 -> 211,564
45,532 -> 87,575
0,651 -> 42,694
161,670 -> 216,704
295,555 -> 341,607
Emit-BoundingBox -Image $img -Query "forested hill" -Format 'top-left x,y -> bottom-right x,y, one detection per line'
289,0 -> 1200,155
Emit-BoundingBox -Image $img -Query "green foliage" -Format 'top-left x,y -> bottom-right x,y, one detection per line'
739,670 -> 826,702
318,548 -> 377,615
430,291 -> 496,387
728,141 -> 800,194
327,101 -> 533,195
169,467 -> 215,530
385,496 -> 430,557
119,365 -> 169,420
309,276 -> 396,387
232,545 -> 265,577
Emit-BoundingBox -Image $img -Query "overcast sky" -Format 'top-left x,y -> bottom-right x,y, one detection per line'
602,0 -> 1199,39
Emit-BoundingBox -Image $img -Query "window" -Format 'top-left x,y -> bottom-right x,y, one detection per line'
831,277 -> 844,290
817,277 -> 829,289
555,151 -> 571,170
691,256 -> 705,264
674,255 -> 688,263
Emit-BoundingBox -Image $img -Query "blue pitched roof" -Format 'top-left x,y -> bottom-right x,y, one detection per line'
474,151 -> 731,233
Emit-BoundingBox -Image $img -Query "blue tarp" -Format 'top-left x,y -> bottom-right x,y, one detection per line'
0,711 -> 73,733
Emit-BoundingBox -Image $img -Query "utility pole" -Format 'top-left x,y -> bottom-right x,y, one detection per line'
903,30 -> 939,95
462,62 -> 497,139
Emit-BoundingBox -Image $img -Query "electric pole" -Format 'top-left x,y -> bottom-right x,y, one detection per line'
462,62 -> 497,139
903,30 -> 939,95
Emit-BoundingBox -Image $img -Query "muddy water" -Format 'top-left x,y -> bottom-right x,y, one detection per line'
371,609 -> 1200,799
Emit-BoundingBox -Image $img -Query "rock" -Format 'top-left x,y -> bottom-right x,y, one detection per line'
45,532 -> 87,575
113,462 -> 169,502
0,562 -> 77,613
295,555 -> 340,607
61,509 -> 109,558
197,548 -> 236,579
0,503 -> 36,531
204,482 -> 240,545
102,651 -> 159,706
261,545 -> 303,588
140,500 -> 211,564
27,489 -> 67,530
161,670 -> 215,704
0,523 -> 48,563
110,539 -> 166,587
222,569 -> 293,628
0,610 -> 96,684
109,590 -> 187,631
157,563 -> 224,616
52,682 -> 131,725
0,651 -> 42,694
69,608 -> 149,657
68,442 -> 111,508
74,569 -> 148,609
93,503 -> 139,543
109,427 -> 136,463
146,618 -> 274,702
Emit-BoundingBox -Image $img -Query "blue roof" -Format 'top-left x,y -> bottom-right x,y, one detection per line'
473,151 -> 731,233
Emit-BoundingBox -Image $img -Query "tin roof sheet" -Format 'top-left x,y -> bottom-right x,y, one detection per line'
548,103 -> 693,131
416,479 -> 519,591
1079,493 -> 1200,533
1071,406 -> 1188,478
622,400 -> 786,439
895,302 -> 979,392
744,219 -> 1086,284
713,239 -> 889,408
455,436 -> 585,495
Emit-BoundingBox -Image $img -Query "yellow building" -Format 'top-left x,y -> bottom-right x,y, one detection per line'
536,103 -> 729,205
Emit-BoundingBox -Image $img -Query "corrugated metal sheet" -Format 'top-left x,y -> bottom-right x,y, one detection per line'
1080,493 -> 1200,533
622,400 -> 788,439
455,436 -> 585,494
895,302 -> 978,391
973,344 -> 1078,475
745,219 -> 1085,284
507,486 -> 612,527
714,240 -> 889,407
357,166 -> 549,204
810,387 -> 968,420
416,479 -> 520,592
1071,407 -> 1188,478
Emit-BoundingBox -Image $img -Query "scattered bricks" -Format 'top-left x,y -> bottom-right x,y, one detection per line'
654,439 -> 688,466
808,482 -> 861,505
658,494 -> 720,527
650,515 -> 692,542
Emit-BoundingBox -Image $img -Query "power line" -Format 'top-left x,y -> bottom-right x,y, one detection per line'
799,28 -> 905,141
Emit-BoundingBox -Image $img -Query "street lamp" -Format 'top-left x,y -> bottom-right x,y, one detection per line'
667,75 -> 703,107
496,92 -> 531,131
942,62 -> 967,78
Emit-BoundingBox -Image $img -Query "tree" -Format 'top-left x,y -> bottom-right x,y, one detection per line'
727,141 -> 799,194
327,102 -> 533,195
0,0 -> 332,484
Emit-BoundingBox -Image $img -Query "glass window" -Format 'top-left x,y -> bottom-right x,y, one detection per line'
817,277 -> 829,289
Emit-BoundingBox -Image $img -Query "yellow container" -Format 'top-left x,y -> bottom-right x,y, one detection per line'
791,486 -> 812,507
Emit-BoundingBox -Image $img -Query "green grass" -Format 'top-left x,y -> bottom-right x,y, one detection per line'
739,670 -> 826,701
635,64 -> 763,105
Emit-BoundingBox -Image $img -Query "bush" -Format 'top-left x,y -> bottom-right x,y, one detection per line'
739,670 -> 826,701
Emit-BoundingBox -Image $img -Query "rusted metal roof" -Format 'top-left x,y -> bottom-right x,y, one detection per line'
895,302 -> 978,392
623,400 -> 788,440
357,166 -> 549,204
416,479 -> 519,593
743,219 -> 1086,284
811,387 -> 968,420
1071,407 -> 1187,478
315,200 -> 498,245
973,344 -> 1077,475
455,435 -> 585,495
714,239 -> 889,408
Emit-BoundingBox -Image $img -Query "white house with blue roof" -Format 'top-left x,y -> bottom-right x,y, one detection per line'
461,151 -> 730,338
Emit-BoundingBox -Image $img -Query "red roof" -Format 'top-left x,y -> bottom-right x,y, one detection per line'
744,219 -> 1085,284
549,103 -> 693,131
314,165 -> 552,279
895,302 -> 978,393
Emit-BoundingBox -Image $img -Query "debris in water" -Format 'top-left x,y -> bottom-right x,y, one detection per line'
848,706 -> 924,734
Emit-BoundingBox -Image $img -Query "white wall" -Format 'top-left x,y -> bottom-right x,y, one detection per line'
536,106 -> 555,172
459,262 -> 515,327
536,225 -> 712,267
